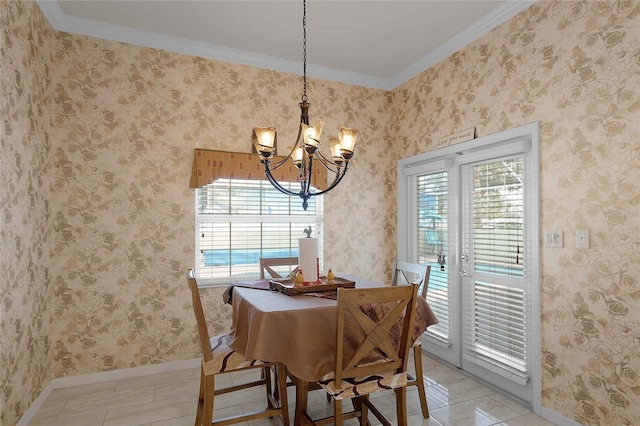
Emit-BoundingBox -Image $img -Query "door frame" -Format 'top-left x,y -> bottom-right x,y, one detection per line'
397,122 -> 541,414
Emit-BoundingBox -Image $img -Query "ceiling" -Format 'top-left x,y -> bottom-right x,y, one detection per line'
37,0 -> 534,91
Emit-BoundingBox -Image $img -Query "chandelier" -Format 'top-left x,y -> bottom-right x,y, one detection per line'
253,0 -> 357,210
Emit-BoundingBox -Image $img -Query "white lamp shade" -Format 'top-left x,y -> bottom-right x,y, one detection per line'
254,127 -> 276,150
339,127 -> 357,156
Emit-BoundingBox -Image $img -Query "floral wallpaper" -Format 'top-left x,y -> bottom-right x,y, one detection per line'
392,1 -> 639,425
0,1 -> 54,425
1,0 -> 638,425
46,30 -> 392,383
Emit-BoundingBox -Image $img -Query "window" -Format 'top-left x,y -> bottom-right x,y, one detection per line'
195,179 -> 323,284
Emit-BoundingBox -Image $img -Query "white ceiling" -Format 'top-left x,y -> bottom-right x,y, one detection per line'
37,0 -> 535,91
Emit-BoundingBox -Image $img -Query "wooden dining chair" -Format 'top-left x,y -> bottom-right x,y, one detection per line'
392,260 -> 432,418
300,284 -> 419,426
259,256 -> 298,279
186,269 -> 289,426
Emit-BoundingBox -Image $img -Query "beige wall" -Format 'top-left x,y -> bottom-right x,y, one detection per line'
1,0 -> 638,425
0,1 -> 55,424
46,29 -> 392,380
391,2 -> 639,425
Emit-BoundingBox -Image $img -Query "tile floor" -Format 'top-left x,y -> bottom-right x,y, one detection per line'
27,353 -> 558,426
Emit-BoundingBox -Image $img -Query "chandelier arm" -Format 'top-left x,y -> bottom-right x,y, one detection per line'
307,162 -> 350,197
313,150 -> 342,174
263,161 -> 302,198
265,125 -> 305,171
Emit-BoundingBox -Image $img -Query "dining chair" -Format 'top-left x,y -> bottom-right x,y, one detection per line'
300,283 -> 419,426
392,260 -> 432,418
186,269 -> 289,426
259,256 -> 299,279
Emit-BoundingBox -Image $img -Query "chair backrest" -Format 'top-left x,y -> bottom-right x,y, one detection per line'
259,256 -> 299,279
333,284 -> 419,390
391,260 -> 431,299
186,269 -> 213,364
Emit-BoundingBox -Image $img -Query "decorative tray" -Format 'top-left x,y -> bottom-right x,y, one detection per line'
269,276 -> 355,296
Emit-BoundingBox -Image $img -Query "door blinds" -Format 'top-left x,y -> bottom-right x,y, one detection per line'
473,160 -> 524,278
464,157 -> 529,384
416,171 -> 449,340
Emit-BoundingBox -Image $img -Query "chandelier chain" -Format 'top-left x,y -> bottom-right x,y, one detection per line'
302,0 -> 307,102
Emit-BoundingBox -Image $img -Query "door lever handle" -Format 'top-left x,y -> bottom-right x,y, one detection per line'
459,270 -> 470,277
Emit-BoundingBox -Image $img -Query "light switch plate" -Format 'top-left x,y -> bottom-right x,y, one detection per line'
544,230 -> 563,248
576,229 -> 590,249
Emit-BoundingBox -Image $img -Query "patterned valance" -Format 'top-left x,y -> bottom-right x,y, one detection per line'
189,149 -> 328,190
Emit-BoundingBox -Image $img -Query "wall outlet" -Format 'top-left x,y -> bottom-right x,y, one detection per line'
544,230 -> 563,248
576,229 -> 590,249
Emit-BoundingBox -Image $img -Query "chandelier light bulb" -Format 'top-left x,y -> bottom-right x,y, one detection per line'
338,127 -> 357,160
329,137 -> 344,164
253,127 -> 276,154
291,146 -> 304,166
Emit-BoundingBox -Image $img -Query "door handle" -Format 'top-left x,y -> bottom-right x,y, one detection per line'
460,270 -> 470,277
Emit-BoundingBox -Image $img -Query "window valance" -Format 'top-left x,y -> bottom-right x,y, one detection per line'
189,149 -> 328,190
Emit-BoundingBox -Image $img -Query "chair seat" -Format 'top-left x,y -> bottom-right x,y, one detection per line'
318,361 -> 408,401
206,334 -> 264,374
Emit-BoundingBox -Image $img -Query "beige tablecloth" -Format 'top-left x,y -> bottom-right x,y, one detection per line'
226,275 -> 438,382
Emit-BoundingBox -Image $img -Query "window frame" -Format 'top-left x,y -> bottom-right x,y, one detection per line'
194,179 -> 323,286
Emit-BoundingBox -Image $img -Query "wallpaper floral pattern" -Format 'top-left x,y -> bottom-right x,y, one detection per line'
46,31 -> 391,382
1,0 -> 638,425
392,1 -> 639,425
0,1 -> 53,424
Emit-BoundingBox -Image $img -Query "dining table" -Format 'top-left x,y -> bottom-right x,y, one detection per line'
223,274 -> 438,425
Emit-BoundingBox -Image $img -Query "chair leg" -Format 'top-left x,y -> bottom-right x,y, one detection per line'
202,373 -> 215,426
195,367 -> 206,426
359,396 -> 369,426
394,387 -> 408,426
413,345 -> 430,418
276,363 -> 290,426
334,399 -> 343,425
264,366 -> 275,409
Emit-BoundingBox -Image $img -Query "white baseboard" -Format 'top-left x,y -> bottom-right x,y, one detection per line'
540,406 -> 583,426
17,358 -> 200,426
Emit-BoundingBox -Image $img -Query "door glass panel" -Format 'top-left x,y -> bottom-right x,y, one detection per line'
463,156 -> 531,396
473,160 -> 524,278
416,171 -> 449,340
473,281 -> 526,370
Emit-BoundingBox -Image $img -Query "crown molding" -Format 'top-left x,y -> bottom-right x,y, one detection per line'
37,0 -> 536,92
389,0 -> 536,89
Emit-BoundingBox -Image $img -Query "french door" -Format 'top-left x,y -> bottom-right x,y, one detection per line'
397,123 -> 540,409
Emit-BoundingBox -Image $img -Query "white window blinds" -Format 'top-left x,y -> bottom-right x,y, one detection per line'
472,160 -> 524,278
471,281 -> 526,374
463,156 -> 529,385
416,171 -> 449,340
195,179 -> 322,282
